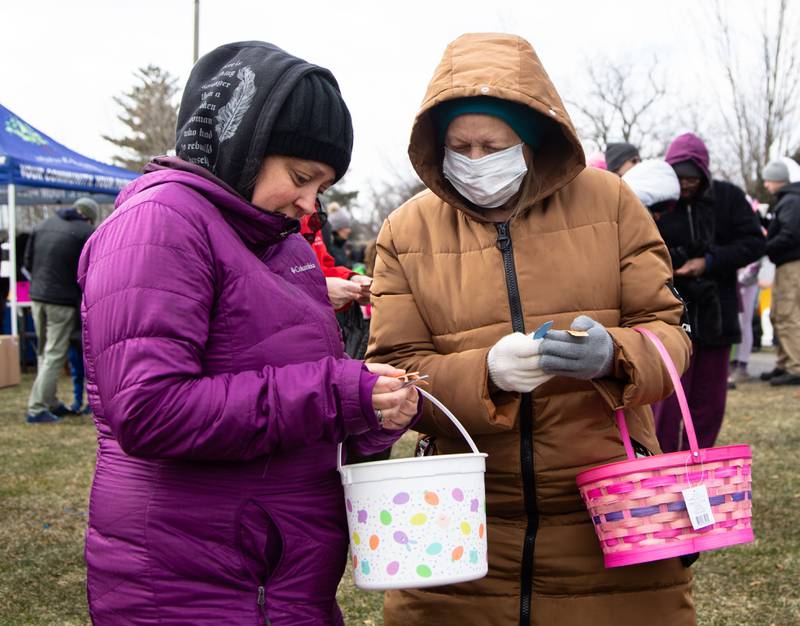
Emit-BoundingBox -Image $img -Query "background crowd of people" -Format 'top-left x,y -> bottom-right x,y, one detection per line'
599,136 -> 799,454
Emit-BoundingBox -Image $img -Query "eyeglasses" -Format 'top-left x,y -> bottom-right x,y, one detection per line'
303,196 -> 328,244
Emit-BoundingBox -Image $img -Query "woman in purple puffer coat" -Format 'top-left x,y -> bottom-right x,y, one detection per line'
77,41 -> 420,625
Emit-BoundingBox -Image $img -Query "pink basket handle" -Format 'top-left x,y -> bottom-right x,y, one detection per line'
614,327 -> 700,460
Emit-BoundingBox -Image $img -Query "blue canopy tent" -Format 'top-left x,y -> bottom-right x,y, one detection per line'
0,103 -> 139,336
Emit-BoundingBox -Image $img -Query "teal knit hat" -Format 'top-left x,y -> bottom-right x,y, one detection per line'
432,96 -> 544,150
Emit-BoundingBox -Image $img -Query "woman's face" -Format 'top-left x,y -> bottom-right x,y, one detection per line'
444,114 -> 528,160
251,155 -> 335,219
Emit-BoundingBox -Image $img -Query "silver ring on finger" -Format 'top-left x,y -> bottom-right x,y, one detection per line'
376,409 -> 384,424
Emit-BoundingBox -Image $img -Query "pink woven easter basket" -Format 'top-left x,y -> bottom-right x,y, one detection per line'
576,327 -> 754,568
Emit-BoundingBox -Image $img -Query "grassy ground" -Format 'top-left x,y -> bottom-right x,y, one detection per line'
0,374 -> 797,625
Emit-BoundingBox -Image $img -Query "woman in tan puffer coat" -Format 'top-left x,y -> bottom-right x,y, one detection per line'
366,33 -> 697,626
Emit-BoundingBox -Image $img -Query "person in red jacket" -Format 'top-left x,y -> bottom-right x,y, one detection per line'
300,204 -> 371,310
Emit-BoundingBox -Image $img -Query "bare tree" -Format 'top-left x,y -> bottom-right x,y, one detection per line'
361,170 -> 426,238
711,0 -> 800,198
566,57 -> 671,155
104,65 -> 180,171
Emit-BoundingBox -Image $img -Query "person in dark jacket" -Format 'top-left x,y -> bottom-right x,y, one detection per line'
652,133 -> 765,452
22,197 -> 96,423
326,205 -> 354,268
761,160 -> 800,385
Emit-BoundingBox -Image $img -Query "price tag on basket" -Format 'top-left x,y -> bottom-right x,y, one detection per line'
682,485 -> 716,530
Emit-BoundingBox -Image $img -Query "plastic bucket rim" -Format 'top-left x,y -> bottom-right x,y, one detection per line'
340,452 -> 488,485
341,451 -> 488,471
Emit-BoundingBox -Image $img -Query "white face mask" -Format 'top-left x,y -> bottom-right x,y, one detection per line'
442,143 -> 528,208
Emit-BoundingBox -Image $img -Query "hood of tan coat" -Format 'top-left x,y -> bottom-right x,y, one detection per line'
408,32 -> 586,222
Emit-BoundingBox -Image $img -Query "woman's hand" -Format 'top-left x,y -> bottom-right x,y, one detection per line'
366,362 -> 419,431
349,274 -> 372,305
674,257 -> 707,277
326,277 -> 362,309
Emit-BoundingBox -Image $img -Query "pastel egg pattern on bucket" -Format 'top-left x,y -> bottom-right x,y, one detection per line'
344,482 -> 487,589
410,513 -> 427,526
393,492 -> 410,505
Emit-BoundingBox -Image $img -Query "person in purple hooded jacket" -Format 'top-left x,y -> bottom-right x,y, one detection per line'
77,41 -> 420,625
651,133 -> 764,453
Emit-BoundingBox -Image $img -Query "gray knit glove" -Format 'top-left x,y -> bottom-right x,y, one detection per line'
540,316 -> 614,380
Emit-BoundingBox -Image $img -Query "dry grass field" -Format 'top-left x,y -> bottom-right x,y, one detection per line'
1,374 -> 797,625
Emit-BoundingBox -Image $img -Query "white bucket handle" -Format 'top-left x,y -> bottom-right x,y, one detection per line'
337,387 -> 481,474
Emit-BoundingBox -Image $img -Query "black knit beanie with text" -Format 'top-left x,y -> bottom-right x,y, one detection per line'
175,41 -> 353,199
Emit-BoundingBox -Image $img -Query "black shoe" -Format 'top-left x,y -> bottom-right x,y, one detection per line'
769,373 -> 800,386
51,403 -> 77,417
760,368 -> 786,381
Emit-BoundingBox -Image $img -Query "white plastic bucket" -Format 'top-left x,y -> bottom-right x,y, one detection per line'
338,388 -> 488,590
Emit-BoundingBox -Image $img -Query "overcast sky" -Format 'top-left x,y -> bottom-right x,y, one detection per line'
0,0 -> 776,195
